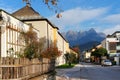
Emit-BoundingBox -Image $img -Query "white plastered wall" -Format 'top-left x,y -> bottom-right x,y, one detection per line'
0,11 -> 30,57
25,20 -> 55,49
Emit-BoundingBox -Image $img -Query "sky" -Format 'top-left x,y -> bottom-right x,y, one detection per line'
0,0 -> 120,35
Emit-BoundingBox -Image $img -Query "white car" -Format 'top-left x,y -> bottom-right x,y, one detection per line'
101,59 -> 112,66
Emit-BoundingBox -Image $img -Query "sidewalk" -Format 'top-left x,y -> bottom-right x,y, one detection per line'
56,64 -> 82,80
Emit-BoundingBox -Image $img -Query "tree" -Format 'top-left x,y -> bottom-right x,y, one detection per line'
91,47 -> 108,63
91,47 -> 108,57
72,46 -> 80,62
72,47 -> 80,53
19,27 -> 45,60
64,52 -> 77,66
23,0 -> 58,6
69,53 -> 77,63
23,0 -> 62,18
40,45 -> 62,59
64,52 -> 70,64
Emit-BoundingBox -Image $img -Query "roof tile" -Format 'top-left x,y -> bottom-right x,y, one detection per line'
12,5 -> 43,20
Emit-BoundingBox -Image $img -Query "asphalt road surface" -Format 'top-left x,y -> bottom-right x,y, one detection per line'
79,62 -> 120,80
30,62 -> 120,80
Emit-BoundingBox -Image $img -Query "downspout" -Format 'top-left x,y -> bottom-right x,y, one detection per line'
47,23 -> 49,48
0,14 -> 3,58
0,21 -> 1,58
63,40 -> 64,63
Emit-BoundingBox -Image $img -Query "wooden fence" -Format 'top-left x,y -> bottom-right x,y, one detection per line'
0,57 -> 55,80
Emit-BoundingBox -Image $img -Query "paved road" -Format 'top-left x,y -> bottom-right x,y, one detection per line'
56,62 -> 120,80
79,62 -> 120,80
30,63 -> 120,80
56,64 -> 81,80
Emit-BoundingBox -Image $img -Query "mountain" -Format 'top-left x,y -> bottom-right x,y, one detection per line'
62,28 -> 106,52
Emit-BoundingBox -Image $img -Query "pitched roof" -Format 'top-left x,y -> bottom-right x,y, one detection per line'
107,31 -> 120,38
12,5 -> 43,20
12,5 -> 59,30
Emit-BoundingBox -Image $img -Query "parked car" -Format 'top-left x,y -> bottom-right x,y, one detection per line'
101,59 -> 112,66
85,59 -> 90,63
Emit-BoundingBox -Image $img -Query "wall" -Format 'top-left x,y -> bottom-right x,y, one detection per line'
25,20 -> 57,48
0,10 -> 30,57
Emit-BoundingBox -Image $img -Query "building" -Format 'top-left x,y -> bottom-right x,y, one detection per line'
70,48 -> 78,58
101,31 -> 120,57
12,4 -> 59,48
84,51 -> 91,62
101,31 -> 120,65
56,32 -> 70,65
0,3 -> 71,66
0,9 -> 39,57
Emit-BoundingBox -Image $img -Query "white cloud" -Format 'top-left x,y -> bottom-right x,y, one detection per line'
103,25 -> 120,35
102,14 -> 120,24
49,7 -> 108,31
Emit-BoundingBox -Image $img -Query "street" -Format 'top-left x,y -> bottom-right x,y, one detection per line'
56,64 -> 81,80
56,62 -> 120,80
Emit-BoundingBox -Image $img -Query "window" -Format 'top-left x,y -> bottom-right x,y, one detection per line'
109,42 -> 116,50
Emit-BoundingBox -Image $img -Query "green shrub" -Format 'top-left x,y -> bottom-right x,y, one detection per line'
56,64 -> 75,69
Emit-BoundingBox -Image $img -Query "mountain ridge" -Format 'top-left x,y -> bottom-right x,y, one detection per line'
62,28 -> 106,52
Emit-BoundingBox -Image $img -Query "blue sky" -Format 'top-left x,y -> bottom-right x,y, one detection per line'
1,0 -> 120,35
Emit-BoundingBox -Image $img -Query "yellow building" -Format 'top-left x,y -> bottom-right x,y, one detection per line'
70,48 -> 78,58
55,32 -> 70,65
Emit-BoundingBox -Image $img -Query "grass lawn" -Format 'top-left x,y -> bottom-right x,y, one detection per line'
56,64 -> 76,69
